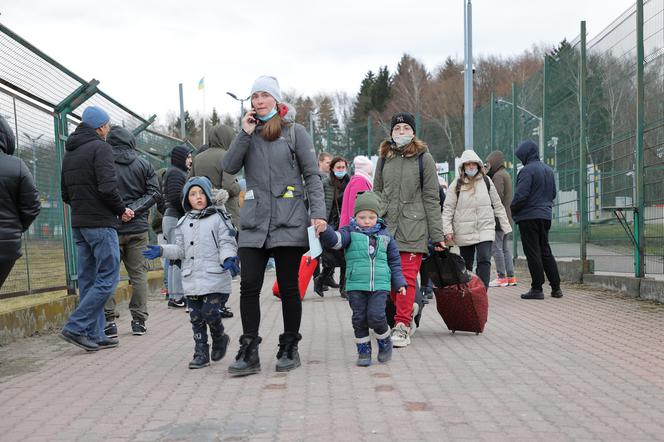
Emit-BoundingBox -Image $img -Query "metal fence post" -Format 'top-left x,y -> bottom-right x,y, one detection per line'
542,56 -> 550,165
635,0 -> 646,277
490,91 -> 496,152
511,83 -> 519,260
579,21 -> 589,271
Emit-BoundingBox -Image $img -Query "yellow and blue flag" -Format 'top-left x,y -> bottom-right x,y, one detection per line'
198,77 -> 205,90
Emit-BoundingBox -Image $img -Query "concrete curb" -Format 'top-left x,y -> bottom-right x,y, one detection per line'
0,271 -> 163,346
515,257 -> 663,303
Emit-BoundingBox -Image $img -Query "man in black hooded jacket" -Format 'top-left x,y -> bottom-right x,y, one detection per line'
60,106 -> 134,352
104,126 -> 160,337
0,115 -> 41,290
511,140 -> 562,300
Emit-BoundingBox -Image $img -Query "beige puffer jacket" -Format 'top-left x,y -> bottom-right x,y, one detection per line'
442,150 -> 511,247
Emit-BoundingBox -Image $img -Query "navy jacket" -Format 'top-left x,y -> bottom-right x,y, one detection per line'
510,140 -> 556,223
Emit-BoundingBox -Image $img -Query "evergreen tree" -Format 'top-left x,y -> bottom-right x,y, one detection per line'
209,107 -> 221,127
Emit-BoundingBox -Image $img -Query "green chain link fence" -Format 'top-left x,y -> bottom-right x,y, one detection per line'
0,22 -> 182,298
311,0 -> 663,278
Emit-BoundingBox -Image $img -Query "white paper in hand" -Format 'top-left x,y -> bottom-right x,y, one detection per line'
307,225 -> 323,258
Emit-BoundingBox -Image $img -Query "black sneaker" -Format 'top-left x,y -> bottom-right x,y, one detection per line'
59,329 -> 99,351
97,338 -> 119,350
131,320 -> 147,335
168,298 -> 186,309
551,288 -> 563,298
104,322 -> 118,339
220,307 -> 234,318
521,289 -> 544,300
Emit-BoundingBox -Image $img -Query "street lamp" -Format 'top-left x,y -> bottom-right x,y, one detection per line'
22,132 -> 43,179
226,92 -> 250,126
495,98 -> 544,159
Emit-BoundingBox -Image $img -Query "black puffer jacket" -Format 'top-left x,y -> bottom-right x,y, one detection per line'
61,123 -> 125,228
0,116 -> 41,261
108,126 -> 160,235
163,145 -> 191,218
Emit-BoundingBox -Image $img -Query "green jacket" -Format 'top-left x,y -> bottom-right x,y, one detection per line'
190,125 -> 241,224
319,221 -> 407,292
373,146 -> 445,254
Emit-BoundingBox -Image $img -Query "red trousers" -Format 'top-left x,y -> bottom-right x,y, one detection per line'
390,252 -> 423,327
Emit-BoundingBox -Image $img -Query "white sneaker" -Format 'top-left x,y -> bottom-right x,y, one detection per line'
391,322 -> 411,347
409,303 -> 419,336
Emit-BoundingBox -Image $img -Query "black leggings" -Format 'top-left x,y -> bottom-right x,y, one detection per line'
238,247 -> 306,337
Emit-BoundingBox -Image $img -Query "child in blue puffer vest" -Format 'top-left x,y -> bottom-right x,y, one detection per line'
319,191 -> 407,366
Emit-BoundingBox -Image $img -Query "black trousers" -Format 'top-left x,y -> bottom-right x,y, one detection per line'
517,219 -> 561,291
0,260 -> 16,291
238,246 -> 306,337
459,241 -> 493,288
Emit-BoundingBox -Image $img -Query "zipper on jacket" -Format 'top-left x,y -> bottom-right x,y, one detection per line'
369,236 -> 375,291
211,230 -> 218,249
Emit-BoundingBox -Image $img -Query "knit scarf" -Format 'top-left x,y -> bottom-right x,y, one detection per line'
188,206 -> 219,219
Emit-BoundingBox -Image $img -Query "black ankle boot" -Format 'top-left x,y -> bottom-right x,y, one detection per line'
228,335 -> 262,376
313,276 -> 325,297
276,332 -> 302,372
210,333 -> 230,362
189,343 -> 210,369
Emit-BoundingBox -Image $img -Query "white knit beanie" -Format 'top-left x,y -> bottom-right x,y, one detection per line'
250,75 -> 282,102
353,155 -> 373,175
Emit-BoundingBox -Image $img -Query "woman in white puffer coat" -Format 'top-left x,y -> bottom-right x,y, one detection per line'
442,150 -> 511,288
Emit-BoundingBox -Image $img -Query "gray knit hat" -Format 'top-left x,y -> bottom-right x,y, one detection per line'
251,75 -> 282,102
354,191 -> 382,216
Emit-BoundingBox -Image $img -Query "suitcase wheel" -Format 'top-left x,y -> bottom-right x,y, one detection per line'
451,330 -> 456,335
476,332 -> 480,335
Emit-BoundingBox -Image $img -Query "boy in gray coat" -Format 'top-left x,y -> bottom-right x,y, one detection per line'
144,176 -> 239,369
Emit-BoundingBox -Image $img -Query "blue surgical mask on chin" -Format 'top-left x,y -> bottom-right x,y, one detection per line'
257,107 -> 277,122
334,171 -> 347,179
465,167 -> 478,177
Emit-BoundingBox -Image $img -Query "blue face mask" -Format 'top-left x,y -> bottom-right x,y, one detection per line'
257,107 -> 277,122
465,167 -> 478,177
334,171 -> 347,179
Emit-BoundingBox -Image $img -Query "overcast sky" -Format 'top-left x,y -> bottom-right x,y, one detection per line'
1,0 -> 634,124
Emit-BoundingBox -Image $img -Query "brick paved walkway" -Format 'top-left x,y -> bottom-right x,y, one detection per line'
1,273 -> 663,441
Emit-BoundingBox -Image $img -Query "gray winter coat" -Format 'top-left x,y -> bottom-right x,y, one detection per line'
222,123 -> 325,249
161,178 -> 237,296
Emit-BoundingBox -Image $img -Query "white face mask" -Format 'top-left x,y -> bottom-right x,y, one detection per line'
465,167 -> 478,177
393,134 -> 414,147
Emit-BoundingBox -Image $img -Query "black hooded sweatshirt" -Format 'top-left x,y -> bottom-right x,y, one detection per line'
61,123 -> 125,228
163,145 -> 192,218
108,126 -> 161,235
0,116 -> 41,261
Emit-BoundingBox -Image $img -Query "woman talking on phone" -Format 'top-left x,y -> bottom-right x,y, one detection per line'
222,75 -> 326,376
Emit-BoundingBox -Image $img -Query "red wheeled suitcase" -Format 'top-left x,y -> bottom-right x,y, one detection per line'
272,255 -> 318,300
434,274 -> 488,334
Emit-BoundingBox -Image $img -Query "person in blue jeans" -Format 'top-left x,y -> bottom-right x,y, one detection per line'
59,106 -> 134,351
319,192 -> 407,366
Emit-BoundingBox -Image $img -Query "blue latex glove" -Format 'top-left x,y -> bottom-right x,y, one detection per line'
143,245 -> 162,260
222,257 -> 240,277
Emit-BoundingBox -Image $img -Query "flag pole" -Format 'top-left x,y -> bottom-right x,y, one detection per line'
202,76 -> 206,145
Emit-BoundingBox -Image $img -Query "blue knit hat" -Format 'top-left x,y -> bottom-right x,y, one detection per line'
82,106 -> 110,129
251,75 -> 282,102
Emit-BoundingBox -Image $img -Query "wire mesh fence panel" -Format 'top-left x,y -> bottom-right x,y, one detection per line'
0,22 -> 180,297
